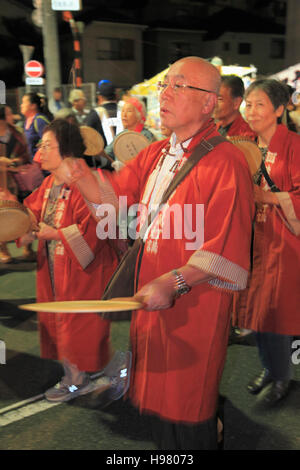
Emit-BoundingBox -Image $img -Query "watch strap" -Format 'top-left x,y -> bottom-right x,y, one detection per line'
172,269 -> 191,297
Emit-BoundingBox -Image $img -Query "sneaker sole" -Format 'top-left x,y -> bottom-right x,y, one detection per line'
45,382 -> 95,403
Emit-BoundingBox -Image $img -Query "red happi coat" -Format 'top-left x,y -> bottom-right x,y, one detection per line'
218,112 -> 256,139
24,175 -> 118,372
108,121 -> 255,423
233,124 -> 300,335
227,113 -> 256,138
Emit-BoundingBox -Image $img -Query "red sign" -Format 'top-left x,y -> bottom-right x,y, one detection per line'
25,60 -> 44,78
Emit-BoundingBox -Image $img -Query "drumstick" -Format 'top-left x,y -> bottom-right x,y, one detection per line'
100,150 -> 115,163
87,150 -> 115,164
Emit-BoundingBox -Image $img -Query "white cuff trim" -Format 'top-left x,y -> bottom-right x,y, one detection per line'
188,249 -> 248,291
60,224 -> 94,269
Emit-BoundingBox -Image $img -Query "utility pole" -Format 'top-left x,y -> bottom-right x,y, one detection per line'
63,12 -> 84,88
40,0 -> 62,99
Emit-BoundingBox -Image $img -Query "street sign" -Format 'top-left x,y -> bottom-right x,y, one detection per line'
25,77 -> 44,85
51,0 -> 82,10
25,60 -> 44,78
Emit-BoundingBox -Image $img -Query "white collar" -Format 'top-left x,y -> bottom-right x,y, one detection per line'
169,132 -> 192,157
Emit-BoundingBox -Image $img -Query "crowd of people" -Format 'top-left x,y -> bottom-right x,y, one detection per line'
0,56 -> 299,450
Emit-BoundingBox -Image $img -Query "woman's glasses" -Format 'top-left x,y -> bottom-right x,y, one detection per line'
37,143 -> 59,152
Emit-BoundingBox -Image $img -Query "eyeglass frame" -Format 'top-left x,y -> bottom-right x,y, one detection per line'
37,142 -> 60,152
157,80 -> 216,95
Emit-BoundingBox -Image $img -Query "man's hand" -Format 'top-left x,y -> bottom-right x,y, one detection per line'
134,265 -> 214,311
134,273 -> 176,311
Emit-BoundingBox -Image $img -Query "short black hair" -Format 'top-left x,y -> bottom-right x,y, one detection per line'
43,119 -> 86,158
221,75 -> 245,98
23,92 -> 44,112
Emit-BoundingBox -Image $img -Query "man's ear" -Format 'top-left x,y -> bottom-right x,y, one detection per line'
204,93 -> 217,115
275,104 -> 284,119
233,96 -> 243,111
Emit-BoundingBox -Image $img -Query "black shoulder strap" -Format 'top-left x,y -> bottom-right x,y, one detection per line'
260,160 -> 280,192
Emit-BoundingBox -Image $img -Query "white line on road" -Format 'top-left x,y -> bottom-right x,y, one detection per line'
0,399 -> 60,427
0,375 -> 110,427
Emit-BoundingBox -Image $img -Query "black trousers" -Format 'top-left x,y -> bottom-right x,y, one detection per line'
150,414 -> 218,450
256,331 -> 293,381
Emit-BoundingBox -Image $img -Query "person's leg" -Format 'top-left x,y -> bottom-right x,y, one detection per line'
248,331 -> 293,403
257,331 -> 293,381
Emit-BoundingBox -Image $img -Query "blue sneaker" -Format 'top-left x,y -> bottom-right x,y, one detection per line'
89,351 -> 132,405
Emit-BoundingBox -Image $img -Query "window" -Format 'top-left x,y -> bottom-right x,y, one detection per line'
238,43 -> 251,55
273,1 -> 287,17
170,42 -> 191,61
270,38 -> 285,59
96,38 -> 135,60
223,42 -> 230,51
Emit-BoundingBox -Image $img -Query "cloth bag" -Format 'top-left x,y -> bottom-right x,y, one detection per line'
101,135 -> 225,321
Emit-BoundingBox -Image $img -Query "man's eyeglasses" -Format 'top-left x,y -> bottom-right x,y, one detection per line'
157,81 -> 215,95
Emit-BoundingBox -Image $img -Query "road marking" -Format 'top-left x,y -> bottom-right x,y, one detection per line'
0,399 -> 60,427
0,375 -> 111,427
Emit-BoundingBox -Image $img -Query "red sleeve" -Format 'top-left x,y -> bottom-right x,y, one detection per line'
201,145 -> 255,269
188,142 -> 255,289
288,149 -> 300,219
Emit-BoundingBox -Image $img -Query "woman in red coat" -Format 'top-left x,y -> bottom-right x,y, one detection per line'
16,119 -> 118,401
233,79 -> 300,405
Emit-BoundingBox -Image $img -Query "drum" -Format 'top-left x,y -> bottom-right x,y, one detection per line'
80,126 -> 105,156
0,199 -> 31,242
0,161 -> 31,242
113,131 -> 150,163
19,297 -> 143,313
227,136 -> 262,177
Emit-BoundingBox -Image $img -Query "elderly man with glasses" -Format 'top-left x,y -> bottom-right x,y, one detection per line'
57,56 -> 255,450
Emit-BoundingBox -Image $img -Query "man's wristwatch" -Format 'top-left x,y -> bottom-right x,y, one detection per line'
172,269 -> 191,297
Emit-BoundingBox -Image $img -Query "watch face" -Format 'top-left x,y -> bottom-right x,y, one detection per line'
178,285 -> 190,295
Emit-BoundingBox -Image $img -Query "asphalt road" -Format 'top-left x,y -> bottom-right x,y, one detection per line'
0,242 -> 299,451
